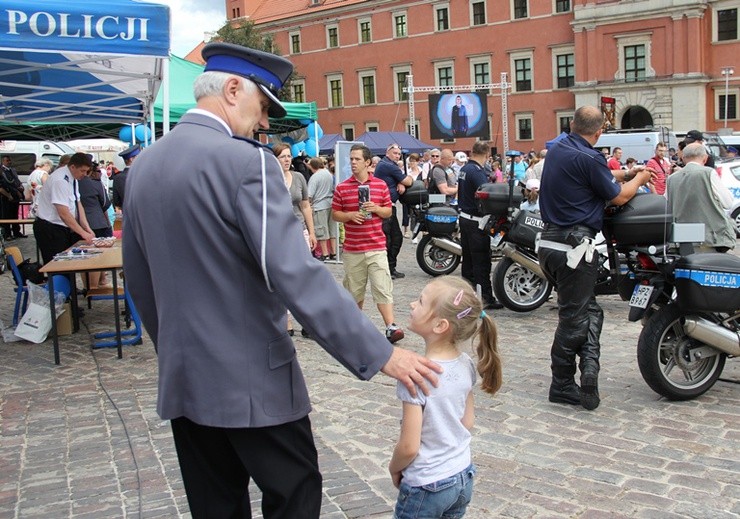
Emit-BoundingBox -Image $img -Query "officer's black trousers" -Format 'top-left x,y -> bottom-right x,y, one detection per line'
459,216 -> 493,304
382,205 -> 403,272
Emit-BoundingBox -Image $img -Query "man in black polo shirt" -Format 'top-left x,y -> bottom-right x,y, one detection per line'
457,141 -> 503,310
374,143 -> 413,279
539,106 -> 651,410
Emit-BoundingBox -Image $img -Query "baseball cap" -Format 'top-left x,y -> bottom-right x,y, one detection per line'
525,178 -> 540,191
685,129 -> 704,142
455,152 -> 468,162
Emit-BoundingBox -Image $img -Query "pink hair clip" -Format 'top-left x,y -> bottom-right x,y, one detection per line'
453,289 -> 464,306
456,307 -> 472,320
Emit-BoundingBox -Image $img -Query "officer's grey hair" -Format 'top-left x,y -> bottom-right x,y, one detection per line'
682,142 -> 708,161
193,71 -> 259,101
35,158 -> 53,169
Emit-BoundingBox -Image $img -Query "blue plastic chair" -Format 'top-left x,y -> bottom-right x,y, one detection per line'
93,289 -> 142,348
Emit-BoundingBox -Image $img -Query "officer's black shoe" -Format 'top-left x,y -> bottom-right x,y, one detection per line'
14,233 -> 27,238
580,373 -> 600,410
549,380 -> 581,405
484,299 -> 504,310
390,270 -> 405,279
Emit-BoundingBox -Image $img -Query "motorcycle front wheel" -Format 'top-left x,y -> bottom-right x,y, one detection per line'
637,304 -> 726,400
492,257 -> 552,312
416,234 -> 460,276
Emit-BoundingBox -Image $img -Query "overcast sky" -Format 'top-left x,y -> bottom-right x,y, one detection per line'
159,0 -> 227,57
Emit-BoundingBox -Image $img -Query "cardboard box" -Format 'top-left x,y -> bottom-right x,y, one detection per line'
56,302 -> 73,336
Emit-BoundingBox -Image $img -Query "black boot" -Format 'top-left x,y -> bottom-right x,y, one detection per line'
549,377 -> 581,405
580,366 -> 600,410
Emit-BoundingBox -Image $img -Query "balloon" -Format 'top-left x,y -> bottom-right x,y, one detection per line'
282,136 -> 295,145
134,124 -> 152,142
304,139 -> 318,157
291,141 -> 305,156
307,122 -> 324,140
299,119 -> 312,125
118,126 -> 133,143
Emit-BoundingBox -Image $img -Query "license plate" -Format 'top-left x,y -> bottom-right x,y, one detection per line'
629,285 -> 654,309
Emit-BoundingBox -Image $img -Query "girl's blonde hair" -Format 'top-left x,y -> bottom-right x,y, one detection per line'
427,276 -> 502,395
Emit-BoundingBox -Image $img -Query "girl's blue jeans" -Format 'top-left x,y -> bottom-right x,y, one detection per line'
393,464 -> 476,519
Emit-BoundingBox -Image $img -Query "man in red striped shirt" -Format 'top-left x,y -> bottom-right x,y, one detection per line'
332,144 -> 405,343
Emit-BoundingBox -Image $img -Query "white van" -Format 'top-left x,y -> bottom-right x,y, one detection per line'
0,140 -> 75,184
595,130 -> 679,164
720,134 -> 740,149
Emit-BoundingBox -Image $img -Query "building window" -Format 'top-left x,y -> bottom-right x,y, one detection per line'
718,8 -> 738,41
517,115 -> 533,140
718,92 -> 738,120
360,72 -> 376,105
327,26 -> 339,48
473,61 -> 490,92
366,123 -> 379,132
515,58 -> 532,91
558,114 -> 573,133
394,13 -> 407,38
513,0 -> 528,19
328,76 -> 343,108
290,32 -> 301,54
556,53 -> 575,88
359,19 -> 372,43
436,6 -> 450,31
555,0 -> 570,13
437,65 -> 454,88
395,69 -> 410,102
405,121 -> 420,137
291,80 -> 305,103
342,124 -> 355,140
471,2 -> 486,26
624,44 -> 646,82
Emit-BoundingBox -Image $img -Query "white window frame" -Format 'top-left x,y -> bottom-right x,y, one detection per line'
434,3 -> 450,32
291,78 -> 306,103
509,49 -> 534,93
470,0 -> 486,26
469,55 -> 492,93
556,110 -> 574,134
289,31 -> 301,55
358,17 -> 372,44
327,74 -> 344,108
715,86 -> 739,121
326,24 -> 339,49
713,1 -> 739,42
342,124 -> 355,141
551,45 -> 575,90
392,11 -> 408,38
358,70 -> 377,106
515,113 -> 534,141
405,120 -> 420,137
511,0 -> 528,20
365,122 -> 380,132
553,0 -> 571,14
393,65 -> 412,102
614,32 -> 654,81
434,60 -> 455,89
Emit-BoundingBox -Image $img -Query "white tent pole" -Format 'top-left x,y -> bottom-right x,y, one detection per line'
149,103 -> 156,143
163,56 -> 171,134
131,123 -> 136,145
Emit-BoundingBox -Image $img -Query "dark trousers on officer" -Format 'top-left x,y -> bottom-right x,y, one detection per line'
0,196 -> 20,238
33,218 -> 78,264
459,216 -> 494,304
171,415 -> 322,519
382,205 -> 403,272
538,229 -> 603,386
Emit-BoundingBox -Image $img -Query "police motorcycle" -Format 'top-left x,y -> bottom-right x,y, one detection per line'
400,180 -> 462,276
602,194 -> 740,400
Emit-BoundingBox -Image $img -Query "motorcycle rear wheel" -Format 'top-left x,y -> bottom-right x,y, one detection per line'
492,257 -> 552,312
637,304 -> 726,400
415,234 -> 460,276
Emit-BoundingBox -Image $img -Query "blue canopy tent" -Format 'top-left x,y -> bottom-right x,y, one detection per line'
319,133 -> 342,155
355,131 -> 434,155
0,0 -> 170,140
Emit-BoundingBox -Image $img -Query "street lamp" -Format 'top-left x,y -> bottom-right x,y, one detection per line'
721,66 -> 734,128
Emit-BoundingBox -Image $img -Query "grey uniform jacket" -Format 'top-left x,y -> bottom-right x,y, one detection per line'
123,112 -> 394,428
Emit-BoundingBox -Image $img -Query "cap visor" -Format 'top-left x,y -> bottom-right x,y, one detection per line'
258,84 -> 286,118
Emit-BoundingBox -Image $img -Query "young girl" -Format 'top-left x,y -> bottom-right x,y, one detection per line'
389,276 -> 502,519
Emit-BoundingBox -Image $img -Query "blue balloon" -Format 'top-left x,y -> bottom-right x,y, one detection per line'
304,139 -> 318,157
282,136 -> 295,145
118,126 -> 133,143
307,122 -> 324,140
299,119 -> 312,125
134,124 -> 152,142
291,141 -> 306,156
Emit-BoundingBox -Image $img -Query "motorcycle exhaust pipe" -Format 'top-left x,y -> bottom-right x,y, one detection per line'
683,317 -> 740,357
501,243 -> 546,280
430,237 -> 462,256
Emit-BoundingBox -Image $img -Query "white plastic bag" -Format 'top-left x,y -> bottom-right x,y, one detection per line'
14,282 -> 67,344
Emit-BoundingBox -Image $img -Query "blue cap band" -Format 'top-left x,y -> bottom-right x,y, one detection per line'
204,55 -> 282,92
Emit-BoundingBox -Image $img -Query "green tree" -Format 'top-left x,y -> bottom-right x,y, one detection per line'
212,21 -> 296,102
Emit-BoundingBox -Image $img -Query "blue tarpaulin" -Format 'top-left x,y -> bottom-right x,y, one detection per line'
355,131 -> 435,155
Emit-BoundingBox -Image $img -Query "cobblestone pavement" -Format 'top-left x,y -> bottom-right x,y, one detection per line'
0,234 -> 738,518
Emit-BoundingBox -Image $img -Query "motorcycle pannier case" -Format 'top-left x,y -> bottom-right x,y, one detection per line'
425,206 -> 458,235
507,210 -> 544,249
674,253 -> 740,312
475,183 -> 522,216
603,194 -> 672,246
399,180 -> 429,206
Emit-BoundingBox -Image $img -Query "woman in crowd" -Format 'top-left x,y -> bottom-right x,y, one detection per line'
273,143 -> 317,337
78,163 -> 113,288
402,153 -> 424,238
26,158 -> 53,217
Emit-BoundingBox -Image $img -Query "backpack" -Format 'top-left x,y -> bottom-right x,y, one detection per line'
13,259 -> 44,285
428,165 -> 445,195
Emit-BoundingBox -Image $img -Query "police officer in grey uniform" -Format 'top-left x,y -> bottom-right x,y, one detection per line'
122,43 -> 441,519
112,144 -> 140,210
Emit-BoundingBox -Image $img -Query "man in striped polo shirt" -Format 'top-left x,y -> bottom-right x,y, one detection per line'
332,144 -> 404,343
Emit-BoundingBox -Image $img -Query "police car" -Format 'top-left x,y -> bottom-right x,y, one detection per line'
716,158 -> 740,236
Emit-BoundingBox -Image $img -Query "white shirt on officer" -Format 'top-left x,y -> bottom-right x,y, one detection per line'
36,166 -> 80,227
